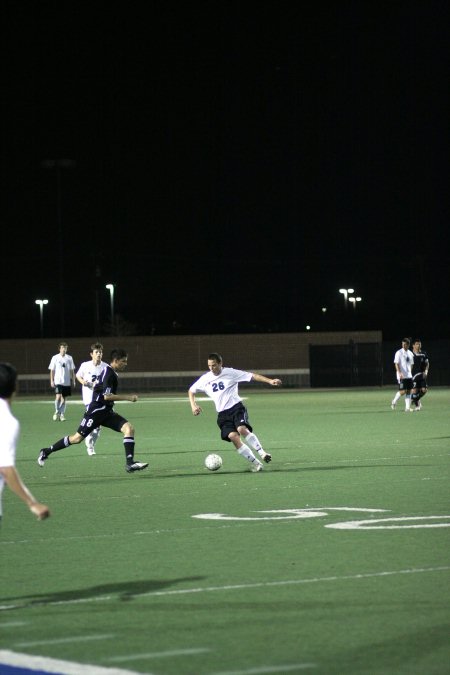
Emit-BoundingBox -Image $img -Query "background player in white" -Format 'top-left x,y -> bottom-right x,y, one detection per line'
189,352 -> 282,471
48,342 -> 76,421
391,338 -> 414,412
76,342 -> 107,455
0,362 -> 50,524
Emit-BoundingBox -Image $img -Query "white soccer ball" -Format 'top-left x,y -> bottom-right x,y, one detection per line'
204,453 -> 223,471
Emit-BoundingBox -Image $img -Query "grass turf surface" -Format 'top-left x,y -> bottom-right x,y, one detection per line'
1,388 -> 449,674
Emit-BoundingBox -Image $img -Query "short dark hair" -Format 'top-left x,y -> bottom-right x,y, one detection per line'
402,338 -> 410,346
90,342 -> 104,352
0,362 -> 17,398
110,348 -> 128,361
208,352 -> 223,363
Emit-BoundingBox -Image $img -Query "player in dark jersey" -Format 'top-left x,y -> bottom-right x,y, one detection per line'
37,349 -> 149,473
410,339 -> 429,411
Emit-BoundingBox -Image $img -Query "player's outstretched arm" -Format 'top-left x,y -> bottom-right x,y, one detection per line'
251,373 -> 282,387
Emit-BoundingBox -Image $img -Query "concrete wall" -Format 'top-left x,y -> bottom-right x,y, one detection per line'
0,331 -> 382,374
0,331 -> 382,393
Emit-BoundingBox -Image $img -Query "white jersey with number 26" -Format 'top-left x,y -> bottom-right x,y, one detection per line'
189,367 -> 253,412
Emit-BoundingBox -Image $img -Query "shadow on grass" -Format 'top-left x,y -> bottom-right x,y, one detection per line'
0,577 -> 205,609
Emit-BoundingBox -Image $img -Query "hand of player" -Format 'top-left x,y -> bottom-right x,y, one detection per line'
30,503 -> 51,520
192,405 -> 202,416
271,379 -> 282,386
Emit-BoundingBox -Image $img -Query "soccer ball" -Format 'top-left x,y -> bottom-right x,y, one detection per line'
204,453 -> 223,471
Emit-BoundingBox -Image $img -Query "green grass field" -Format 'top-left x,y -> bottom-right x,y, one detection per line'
1,388 -> 449,675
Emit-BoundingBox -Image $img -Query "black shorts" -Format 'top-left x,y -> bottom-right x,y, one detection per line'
55,385 -> 72,397
217,402 -> 253,442
399,378 -> 413,392
77,406 -> 128,438
412,374 -> 428,390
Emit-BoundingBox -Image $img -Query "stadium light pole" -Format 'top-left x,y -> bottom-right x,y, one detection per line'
339,288 -> 354,309
348,296 -> 362,310
41,159 -> 76,336
106,284 -> 115,334
35,299 -> 49,338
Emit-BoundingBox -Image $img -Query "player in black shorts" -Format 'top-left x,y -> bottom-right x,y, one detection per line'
410,339 -> 429,411
37,349 -> 149,473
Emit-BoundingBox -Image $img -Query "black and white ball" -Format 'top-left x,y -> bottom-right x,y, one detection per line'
204,453 -> 223,471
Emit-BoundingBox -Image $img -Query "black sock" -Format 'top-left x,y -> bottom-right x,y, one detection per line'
124,437 -> 135,464
48,436 -> 70,454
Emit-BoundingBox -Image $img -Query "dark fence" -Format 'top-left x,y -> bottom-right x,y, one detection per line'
1,332 -> 448,393
310,342 -> 383,388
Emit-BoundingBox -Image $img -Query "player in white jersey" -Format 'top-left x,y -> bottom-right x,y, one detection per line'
189,352 -> 282,471
0,362 -> 50,524
76,343 -> 108,455
48,342 -> 76,421
391,338 -> 414,412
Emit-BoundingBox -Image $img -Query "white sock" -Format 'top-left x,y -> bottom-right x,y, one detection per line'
91,427 -> 100,444
237,443 -> 260,465
245,433 -> 265,456
393,392 -> 401,404
405,395 -> 411,410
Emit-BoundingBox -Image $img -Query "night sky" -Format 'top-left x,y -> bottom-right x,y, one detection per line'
2,1 -> 449,340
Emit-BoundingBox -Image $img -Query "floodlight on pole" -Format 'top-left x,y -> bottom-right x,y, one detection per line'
106,284 -> 115,332
348,296 -> 362,310
41,159 -> 76,336
35,299 -> 49,338
339,288 -> 355,309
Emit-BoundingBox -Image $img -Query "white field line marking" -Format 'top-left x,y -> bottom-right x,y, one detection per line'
135,566 -> 450,598
107,647 -> 210,662
1,567 -> 448,613
0,650 -> 143,675
211,665 -> 317,674
27,396 -> 220,405
193,507 -> 390,521
327,516 -> 450,529
0,621 -> 28,627
16,634 -> 115,647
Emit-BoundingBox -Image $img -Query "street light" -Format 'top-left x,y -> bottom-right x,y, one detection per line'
41,159 -> 76,336
339,288 -> 355,309
106,284 -> 115,333
35,299 -> 49,338
348,296 -> 362,310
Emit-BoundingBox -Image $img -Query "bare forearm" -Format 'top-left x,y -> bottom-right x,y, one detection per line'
0,466 -> 50,519
251,373 -> 282,386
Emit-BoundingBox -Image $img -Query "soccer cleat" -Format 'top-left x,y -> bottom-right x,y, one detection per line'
415,402 -> 422,411
59,414 -> 66,421
262,452 -> 272,464
37,449 -> 49,467
251,461 -> 264,472
126,461 -> 149,473
53,412 -> 60,421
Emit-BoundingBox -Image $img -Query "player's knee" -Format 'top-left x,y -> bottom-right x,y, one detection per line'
122,422 -> 134,436
228,431 -> 240,445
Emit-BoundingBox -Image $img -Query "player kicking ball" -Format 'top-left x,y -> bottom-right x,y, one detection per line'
189,352 -> 281,471
38,349 -> 148,474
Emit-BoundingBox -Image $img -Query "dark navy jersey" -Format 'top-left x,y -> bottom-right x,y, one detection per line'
412,351 -> 429,375
88,365 -> 119,411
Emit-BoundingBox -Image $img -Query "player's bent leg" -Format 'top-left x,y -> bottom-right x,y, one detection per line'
244,431 -> 272,463
234,436 -> 263,471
